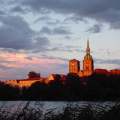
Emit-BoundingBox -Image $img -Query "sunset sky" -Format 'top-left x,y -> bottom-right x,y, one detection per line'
0,0 -> 120,80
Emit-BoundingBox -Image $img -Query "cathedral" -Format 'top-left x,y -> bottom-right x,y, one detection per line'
69,40 -> 94,77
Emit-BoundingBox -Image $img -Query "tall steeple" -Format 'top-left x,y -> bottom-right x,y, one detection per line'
86,39 -> 90,55
83,39 -> 94,76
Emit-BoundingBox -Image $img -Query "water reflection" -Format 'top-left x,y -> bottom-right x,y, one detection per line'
0,101 -> 116,111
0,101 -> 119,120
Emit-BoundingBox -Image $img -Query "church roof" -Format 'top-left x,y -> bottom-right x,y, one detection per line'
84,54 -> 93,60
84,40 -> 93,60
69,59 -> 79,62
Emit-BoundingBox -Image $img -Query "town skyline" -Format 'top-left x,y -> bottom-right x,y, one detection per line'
0,0 -> 120,80
1,39 -> 120,100
2,40 -> 120,81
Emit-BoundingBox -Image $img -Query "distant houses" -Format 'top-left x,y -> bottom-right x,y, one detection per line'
2,73 -> 66,88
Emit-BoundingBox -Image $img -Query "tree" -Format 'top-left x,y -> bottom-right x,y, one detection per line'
28,71 -> 40,79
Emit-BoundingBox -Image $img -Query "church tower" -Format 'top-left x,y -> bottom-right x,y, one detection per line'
83,40 -> 94,76
69,59 -> 80,74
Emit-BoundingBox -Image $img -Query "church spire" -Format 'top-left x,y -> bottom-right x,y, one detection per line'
86,39 -> 90,55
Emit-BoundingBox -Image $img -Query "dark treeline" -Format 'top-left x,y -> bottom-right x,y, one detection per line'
1,73 -> 120,100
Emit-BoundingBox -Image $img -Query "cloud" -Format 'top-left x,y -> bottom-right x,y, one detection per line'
40,26 -> 71,35
43,44 -> 84,54
64,15 -> 88,24
34,16 -> 60,26
0,11 -> 5,15
40,27 -> 52,35
0,15 -> 49,51
46,20 -> 61,25
18,0 -> 120,29
95,58 -> 120,66
53,27 -> 71,35
11,6 -> 28,14
40,54 -> 68,61
34,16 -> 51,23
0,51 -> 67,79
87,24 -> 102,33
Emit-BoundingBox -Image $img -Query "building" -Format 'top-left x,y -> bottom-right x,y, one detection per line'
94,69 -> 109,75
3,78 -> 46,88
110,69 -> 120,75
2,71 -> 43,88
69,59 -> 80,74
82,40 -> 94,76
47,74 -> 66,84
69,40 -> 94,77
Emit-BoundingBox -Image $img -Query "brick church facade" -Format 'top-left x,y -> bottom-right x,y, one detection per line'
69,40 -> 94,77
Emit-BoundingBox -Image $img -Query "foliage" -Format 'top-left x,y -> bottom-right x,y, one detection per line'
1,73 -> 120,100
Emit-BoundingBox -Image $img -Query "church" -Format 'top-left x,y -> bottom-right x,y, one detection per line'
69,40 -> 94,77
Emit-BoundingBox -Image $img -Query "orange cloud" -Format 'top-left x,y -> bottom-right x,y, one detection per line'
0,51 -> 65,68
0,51 -> 67,80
